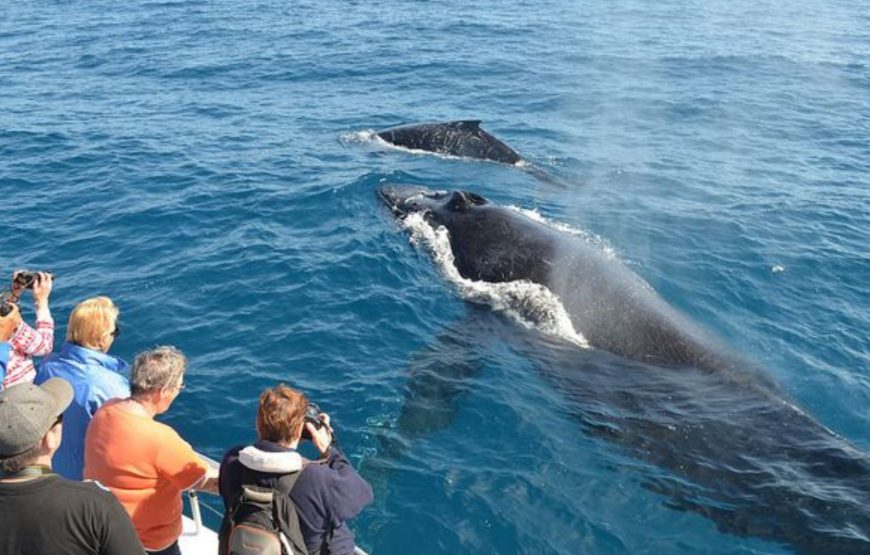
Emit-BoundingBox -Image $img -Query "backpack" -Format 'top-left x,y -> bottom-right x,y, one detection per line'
227,470 -> 310,555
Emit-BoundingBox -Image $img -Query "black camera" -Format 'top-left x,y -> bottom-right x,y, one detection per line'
301,402 -> 325,440
13,271 -> 52,290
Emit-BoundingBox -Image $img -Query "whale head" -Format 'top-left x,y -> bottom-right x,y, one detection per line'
377,185 -> 489,226
379,185 -> 555,284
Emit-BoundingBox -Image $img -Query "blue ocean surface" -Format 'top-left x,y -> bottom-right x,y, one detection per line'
1,1 -> 868,554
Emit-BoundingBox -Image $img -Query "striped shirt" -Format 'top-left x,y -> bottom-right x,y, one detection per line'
2,315 -> 54,388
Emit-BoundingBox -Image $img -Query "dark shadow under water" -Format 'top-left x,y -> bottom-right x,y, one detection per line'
373,309 -> 870,555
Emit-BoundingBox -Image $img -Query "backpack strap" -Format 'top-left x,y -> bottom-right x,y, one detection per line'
273,472 -> 308,555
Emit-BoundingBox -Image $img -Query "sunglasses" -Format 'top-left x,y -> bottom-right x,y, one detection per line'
111,324 -> 121,338
52,413 -> 64,428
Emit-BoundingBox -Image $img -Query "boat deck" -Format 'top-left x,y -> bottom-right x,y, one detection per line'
179,514 -> 219,554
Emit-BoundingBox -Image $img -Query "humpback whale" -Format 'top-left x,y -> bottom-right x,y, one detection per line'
376,120 -> 522,165
379,185 -> 734,371
378,185 -> 870,555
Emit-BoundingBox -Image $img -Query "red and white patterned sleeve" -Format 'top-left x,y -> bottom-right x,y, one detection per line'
11,316 -> 55,356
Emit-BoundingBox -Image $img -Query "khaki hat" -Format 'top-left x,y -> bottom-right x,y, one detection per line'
0,378 -> 73,458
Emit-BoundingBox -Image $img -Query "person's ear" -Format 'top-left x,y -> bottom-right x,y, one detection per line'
99,329 -> 114,351
44,423 -> 62,453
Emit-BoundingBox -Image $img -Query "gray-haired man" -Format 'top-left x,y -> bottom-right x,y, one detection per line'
0,379 -> 145,554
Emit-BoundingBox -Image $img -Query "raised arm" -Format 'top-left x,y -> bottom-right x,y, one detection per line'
11,272 -> 54,356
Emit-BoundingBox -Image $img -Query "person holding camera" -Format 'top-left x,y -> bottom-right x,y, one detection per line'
218,384 -> 373,555
0,272 -> 54,389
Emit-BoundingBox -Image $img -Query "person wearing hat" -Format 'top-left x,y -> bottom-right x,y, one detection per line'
0,379 -> 145,555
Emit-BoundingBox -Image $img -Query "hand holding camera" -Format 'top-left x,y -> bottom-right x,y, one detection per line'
2,271 -> 53,318
11,271 -> 54,308
302,402 -> 334,456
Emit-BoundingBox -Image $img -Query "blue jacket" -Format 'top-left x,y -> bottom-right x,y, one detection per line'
36,342 -> 130,480
0,342 -> 9,387
219,440 -> 373,555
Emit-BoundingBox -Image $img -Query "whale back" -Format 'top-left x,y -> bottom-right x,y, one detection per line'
431,193 -> 555,285
433,193 -> 733,370
377,121 -> 521,164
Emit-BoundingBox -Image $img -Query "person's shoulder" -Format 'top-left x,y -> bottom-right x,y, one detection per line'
220,445 -> 246,468
93,370 -> 130,397
89,360 -> 130,386
298,457 -> 342,484
143,417 -> 184,441
90,398 -> 123,420
96,362 -> 129,380
39,355 -> 96,389
52,476 -> 119,505
36,353 -> 68,378
290,461 -> 342,504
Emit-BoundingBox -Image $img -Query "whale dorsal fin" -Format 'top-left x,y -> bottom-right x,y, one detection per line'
449,120 -> 482,130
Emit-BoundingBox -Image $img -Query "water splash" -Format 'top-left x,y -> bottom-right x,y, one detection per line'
338,129 -> 379,144
400,212 -> 590,348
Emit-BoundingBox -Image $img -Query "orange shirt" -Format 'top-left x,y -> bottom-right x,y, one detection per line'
84,399 -> 208,550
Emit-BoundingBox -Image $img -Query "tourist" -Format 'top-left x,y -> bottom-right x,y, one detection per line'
0,271 -> 54,389
0,378 -> 145,554
36,296 -> 129,479
219,384 -> 373,555
84,345 -> 218,555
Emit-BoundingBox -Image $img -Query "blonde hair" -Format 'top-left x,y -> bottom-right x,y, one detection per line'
67,296 -> 119,348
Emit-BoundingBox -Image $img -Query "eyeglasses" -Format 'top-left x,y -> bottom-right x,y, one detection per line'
111,324 -> 121,338
52,414 -> 64,428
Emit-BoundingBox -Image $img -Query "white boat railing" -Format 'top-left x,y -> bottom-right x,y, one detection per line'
187,452 -> 370,555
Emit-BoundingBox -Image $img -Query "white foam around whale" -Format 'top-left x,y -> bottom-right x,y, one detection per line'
339,130 -> 379,144
400,212 -> 590,348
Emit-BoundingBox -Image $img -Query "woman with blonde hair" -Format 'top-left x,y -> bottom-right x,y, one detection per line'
36,296 -> 130,480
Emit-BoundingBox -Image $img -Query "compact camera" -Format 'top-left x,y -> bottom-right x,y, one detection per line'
13,271 -> 53,290
301,402 -> 326,440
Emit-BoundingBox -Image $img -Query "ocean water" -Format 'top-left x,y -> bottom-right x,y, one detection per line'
1,0 -> 868,554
